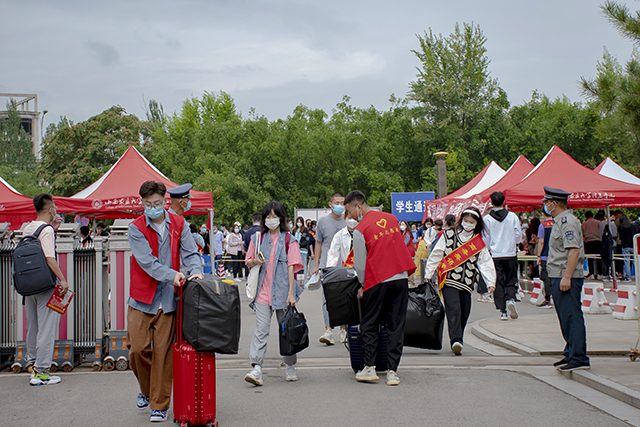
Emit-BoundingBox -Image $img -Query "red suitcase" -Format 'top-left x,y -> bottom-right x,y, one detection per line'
173,285 -> 217,427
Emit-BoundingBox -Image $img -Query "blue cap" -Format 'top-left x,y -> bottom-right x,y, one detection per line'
541,186 -> 571,202
167,183 -> 193,199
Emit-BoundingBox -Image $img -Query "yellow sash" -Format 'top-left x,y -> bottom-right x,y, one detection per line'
437,233 -> 486,290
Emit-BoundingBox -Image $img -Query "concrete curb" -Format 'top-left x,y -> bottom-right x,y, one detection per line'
470,319 -> 540,357
561,369 -> 640,411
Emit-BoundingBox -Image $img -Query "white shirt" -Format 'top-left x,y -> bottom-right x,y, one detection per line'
482,209 -> 522,258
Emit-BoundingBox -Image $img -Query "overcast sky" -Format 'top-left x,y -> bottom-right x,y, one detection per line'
1,0 -> 636,125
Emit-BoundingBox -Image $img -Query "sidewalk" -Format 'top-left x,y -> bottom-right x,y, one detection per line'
472,309 -> 640,408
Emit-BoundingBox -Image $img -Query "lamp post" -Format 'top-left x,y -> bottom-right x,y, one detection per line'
39,109 -> 48,159
434,151 -> 448,198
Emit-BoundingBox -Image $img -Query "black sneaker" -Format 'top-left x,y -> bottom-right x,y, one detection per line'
553,358 -> 569,367
558,362 -> 590,372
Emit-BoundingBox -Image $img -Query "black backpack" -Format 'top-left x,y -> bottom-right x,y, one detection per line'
13,224 -> 57,296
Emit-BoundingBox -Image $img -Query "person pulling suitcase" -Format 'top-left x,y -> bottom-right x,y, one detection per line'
344,190 -> 416,386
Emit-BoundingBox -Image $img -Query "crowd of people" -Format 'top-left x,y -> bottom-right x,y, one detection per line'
20,178 -> 638,423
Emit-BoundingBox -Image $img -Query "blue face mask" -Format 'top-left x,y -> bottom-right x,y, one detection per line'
184,200 -> 191,212
543,202 -> 553,216
333,205 -> 345,216
145,207 -> 164,219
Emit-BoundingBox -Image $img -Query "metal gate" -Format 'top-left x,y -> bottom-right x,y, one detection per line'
0,241 -> 16,361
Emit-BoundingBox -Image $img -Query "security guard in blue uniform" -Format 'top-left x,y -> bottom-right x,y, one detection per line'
542,186 -> 590,372
167,183 -> 192,216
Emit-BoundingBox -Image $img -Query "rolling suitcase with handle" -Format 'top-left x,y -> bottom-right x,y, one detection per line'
173,283 -> 217,427
345,324 -> 389,373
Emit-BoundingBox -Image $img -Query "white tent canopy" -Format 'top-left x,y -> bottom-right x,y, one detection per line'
595,157 -> 640,186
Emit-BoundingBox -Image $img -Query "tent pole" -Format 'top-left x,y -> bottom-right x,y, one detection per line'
606,205 -> 617,290
208,209 -> 214,275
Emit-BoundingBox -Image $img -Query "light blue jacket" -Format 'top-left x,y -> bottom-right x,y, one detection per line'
252,231 -> 303,310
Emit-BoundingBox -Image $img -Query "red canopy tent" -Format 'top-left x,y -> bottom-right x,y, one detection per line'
423,161 -> 505,221
427,155 -> 534,218
505,146 -> 640,209
67,146 -> 214,218
0,175 -> 36,229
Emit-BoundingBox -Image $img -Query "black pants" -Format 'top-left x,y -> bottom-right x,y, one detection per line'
539,260 -> 551,303
441,286 -> 472,346
493,257 -> 518,312
361,279 -> 408,372
584,240 -> 601,277
231,253 -> 244,278
551,278 -> 589,365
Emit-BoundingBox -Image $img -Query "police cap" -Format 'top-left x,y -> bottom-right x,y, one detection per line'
541,186 -> 571,202
167,183 -> 193,199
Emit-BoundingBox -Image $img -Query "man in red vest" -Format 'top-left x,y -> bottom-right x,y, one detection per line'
127,181 -> 203,423
344,190 -> 416,386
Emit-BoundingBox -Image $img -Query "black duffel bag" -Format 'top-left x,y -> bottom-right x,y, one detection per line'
279,305 -> 309,356
182,276 -> 241,354
321,267 -> 361,327
403,282 -> 445,350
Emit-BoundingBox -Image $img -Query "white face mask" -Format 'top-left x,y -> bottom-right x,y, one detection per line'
462,221 -> 476,232
265,218 -> 280,230
297,222 -> 303,227
346,218 -> 359,229
400,224 -> 407,232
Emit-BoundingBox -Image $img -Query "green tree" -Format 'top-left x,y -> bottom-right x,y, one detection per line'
408,22 -> 510,191
581,1 -> 640,167
39,106 -> 154,196
0,100 -> 45,196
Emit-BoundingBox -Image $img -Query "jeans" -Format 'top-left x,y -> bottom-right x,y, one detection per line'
622,247 -> 633,280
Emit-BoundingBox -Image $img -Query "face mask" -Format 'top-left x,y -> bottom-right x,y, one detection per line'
265,218 -> 280,230
234,227 -> 239,233
333,205 -> 345,216
543,202 -> 553,216
183,200 -> 191,212
400,224 -> 407,231
289,223 -> 294,230
201,227 -> 206,233
297,222 -> 303,227
145,207 -> 164,220
462,221 -> 476,232
346,218 -> 359,229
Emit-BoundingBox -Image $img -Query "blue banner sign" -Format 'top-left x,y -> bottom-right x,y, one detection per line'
391,191 -> 436,222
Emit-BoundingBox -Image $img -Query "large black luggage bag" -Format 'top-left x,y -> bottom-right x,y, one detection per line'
182,277 -> 241,354
403,282 -> 445,350
321,267 -> 361,327
346,325 -> 388,373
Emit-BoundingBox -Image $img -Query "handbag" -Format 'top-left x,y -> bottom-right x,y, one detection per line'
181,277 -> 241,354
320,267 -> 361,327
246,232 -> 262,299
279,305 -> 309,356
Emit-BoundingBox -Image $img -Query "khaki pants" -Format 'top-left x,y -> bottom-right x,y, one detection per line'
127,306 -> 176,411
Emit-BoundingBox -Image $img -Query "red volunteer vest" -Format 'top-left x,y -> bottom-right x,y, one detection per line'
357,211 -> 416,291
402,230 -> 416,257
130,212 -> 184,304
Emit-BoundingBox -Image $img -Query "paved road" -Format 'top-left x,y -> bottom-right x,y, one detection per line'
2,281 -> 638,426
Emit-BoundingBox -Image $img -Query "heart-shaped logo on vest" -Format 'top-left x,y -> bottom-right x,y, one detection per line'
376,218 -> 387,229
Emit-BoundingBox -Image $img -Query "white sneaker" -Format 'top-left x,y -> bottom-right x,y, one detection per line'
507,300 -> 518,319
500,311 -> 508,321
386,370 -> 400,386
451,341 -> 463,356
339,328 -> 347,343
355,366 -> 379,383
285,364 -> 298,381
319,329 -> 335,345
244,366 -> 263,386
29,368 -> 61,386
